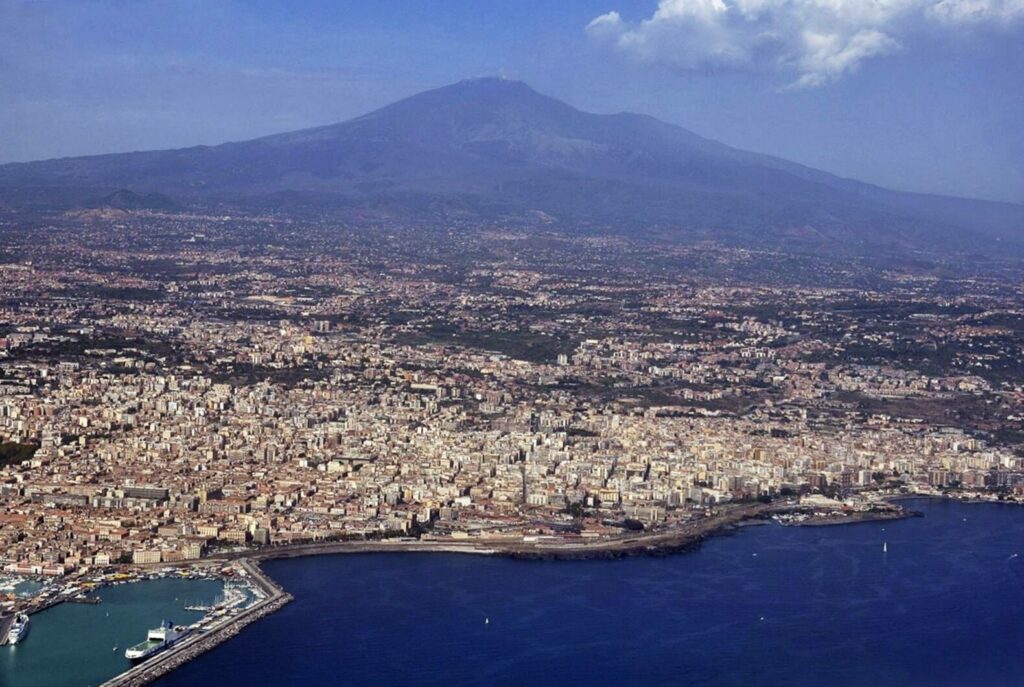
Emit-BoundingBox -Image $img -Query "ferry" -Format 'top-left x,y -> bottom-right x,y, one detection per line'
124,620 -> 190,663
6,613 -> 30,645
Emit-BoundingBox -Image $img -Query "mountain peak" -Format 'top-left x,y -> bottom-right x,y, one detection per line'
454,75 -> 532,89
445,76 -> 546,100
0,78 -> 1021,256
383,76 -> 557,112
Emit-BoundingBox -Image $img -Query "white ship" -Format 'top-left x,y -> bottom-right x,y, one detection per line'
6,613 -> 30,645
124,620 -> 190,663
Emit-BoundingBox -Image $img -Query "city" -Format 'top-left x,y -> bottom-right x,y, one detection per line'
2,1 -> 1024,683
1,211 -> 1021,577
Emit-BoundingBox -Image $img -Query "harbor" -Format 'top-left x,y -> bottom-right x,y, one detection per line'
100,559 -> 291,687
0,568 -> 231,687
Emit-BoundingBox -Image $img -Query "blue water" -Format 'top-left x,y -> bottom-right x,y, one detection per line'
135,501 -> 1024,685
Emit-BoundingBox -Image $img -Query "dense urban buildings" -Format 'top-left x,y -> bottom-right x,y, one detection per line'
0,209 -> 1021,575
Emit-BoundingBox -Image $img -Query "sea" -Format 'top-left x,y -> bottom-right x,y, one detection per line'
8,499 -> 1024,686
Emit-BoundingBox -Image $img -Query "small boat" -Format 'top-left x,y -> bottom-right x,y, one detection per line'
883,542 -> 888,553
484,617 -> 489,625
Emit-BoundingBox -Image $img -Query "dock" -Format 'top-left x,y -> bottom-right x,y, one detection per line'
0,613 -> 12,646
99,559 -> 291,687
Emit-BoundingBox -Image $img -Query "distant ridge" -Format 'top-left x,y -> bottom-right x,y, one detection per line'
88,189 -> 179,211
1,77 -> 1022,256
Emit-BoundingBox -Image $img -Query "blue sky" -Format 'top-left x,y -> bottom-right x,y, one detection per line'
1,0 -> 1022,203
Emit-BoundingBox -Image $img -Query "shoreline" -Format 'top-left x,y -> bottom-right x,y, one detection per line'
886,491 -> 1024,507
0,497 -> 1007,684
247,501 -> 912,561
778,509 -> 916,527
73,498 -> 919,685
250,502 -> 778,562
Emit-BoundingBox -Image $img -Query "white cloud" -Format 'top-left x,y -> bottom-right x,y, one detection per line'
586,0 -> 1024,88
929,0 -> 1024,22
587,11 -> 624,35
793,29 -> 901,88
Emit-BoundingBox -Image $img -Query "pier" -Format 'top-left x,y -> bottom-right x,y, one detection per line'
99,559 -> 291,687
182,604 -> 212,612
0,613 -> 12,646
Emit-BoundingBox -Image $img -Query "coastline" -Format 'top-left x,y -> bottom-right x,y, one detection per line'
886,491 -> 1024,508
778,509 -> 915,527
250,500 -> 911,561
88,498 -> 917,686
252,502 -> 778,562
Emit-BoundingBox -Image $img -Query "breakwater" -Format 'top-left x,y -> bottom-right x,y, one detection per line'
100,560 -> 292,687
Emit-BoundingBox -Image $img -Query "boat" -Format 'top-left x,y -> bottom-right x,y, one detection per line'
883,542 -> 888,553
6,613 -> 30,645
69,594 -> 101,604
124,620 -> 190,663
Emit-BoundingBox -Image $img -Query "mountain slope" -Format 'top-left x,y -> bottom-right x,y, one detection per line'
1,77 -> 1021,254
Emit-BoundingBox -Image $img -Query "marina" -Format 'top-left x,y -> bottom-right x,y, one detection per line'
0,573 -> 226,687
102,559 -> 290,687
0,555 -> 285,687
